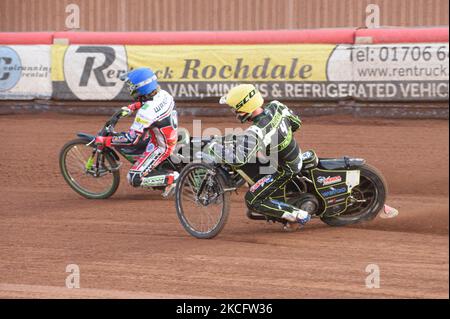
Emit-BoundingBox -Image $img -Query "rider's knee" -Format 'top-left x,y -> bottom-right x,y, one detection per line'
244,191 -> 259,210
244,191 -> 252,203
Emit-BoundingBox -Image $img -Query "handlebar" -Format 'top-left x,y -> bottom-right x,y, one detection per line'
98,109 -> 124,137
191,136 -> 214,144
194,151 -> 216,163
106,109 -> 124,127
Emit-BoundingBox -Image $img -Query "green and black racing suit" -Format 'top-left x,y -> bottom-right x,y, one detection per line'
209,101 -> 303,219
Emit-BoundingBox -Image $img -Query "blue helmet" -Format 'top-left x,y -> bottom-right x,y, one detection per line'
124,67 -> 159,101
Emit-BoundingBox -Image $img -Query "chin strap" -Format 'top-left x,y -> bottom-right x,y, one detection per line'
138,87 -> 160,103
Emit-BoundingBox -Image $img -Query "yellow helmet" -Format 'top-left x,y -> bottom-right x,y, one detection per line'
219,84 -> 264,117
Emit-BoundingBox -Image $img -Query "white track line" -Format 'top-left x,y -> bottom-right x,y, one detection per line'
0,283 -> 212,299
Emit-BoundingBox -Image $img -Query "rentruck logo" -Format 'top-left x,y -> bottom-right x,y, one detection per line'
180,58 -> 313,81
64,45 -> 128,100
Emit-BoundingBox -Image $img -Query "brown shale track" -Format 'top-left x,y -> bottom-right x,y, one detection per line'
0,113 -> 448,298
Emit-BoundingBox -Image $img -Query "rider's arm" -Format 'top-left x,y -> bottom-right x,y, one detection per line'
109,92 -> 175,148
209,127 -> 261,167
95,102 -> 144,147
275,102 -> 302,133
110,103 -> 149,147
283,106 -> 302,132
112,95 -> 174,147
123,101 -> 143,113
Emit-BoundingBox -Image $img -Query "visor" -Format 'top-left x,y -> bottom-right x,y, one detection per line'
127,75 -> 158,92
125,80 -> 140,100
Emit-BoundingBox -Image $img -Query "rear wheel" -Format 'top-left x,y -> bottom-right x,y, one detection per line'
175,163 -> 230,239
321,164 -> 387,226
59,138 -> 120,199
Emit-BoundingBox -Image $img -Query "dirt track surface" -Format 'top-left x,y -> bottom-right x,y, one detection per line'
0,113 -> 448,299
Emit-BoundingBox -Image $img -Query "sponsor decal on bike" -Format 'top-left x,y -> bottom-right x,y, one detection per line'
317,175 -> 342,186
327,196 -> 347,205
112,135 -> 130,143
141,175 -> 166,187
320,186 -> 347,197
250,175 -> 274,193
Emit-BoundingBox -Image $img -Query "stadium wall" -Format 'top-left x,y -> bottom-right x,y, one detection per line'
0,28 -> 448,118
0,0 -> 448,32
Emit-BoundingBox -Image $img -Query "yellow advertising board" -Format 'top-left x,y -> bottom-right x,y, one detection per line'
126,44 -> 335,82
49,43 -> 448,101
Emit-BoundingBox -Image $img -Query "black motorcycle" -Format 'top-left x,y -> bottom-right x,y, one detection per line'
174,137 -> 388,239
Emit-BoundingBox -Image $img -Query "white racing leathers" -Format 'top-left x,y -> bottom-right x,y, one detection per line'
111,90 -> 179,187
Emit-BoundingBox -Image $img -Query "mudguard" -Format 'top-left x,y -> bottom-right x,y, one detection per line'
319,157 -> 365,170
77,132 -> 95,141
76,132 -> 120,162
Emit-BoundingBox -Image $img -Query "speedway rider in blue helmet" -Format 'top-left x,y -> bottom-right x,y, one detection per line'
95,67 -> 178,197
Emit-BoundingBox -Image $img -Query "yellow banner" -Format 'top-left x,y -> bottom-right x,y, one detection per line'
51,44 -> 68,82
44,43 -> 450,101
126,44 -> 334,82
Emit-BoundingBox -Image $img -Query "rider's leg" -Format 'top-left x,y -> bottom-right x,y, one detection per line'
244,164 -> 310,225
127,139 -> 177,189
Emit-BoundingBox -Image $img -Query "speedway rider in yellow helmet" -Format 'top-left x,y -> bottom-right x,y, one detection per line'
207,84 -> 311,229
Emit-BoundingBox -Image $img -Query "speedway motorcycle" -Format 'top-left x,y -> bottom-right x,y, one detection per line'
174,136 -> 392,239
59,109 -> 190,199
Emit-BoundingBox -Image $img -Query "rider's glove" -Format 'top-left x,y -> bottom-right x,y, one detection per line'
120,102 -> 142,117
95,136 -> 112,147
205,141 -> 217,156
120,106 -> 133,118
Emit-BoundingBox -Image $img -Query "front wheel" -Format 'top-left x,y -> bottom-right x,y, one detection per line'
321,164 -> 387,226
59,138 -> 120,199
175,163 -> 230,239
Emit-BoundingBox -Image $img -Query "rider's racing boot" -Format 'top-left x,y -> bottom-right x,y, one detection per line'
295,210 -> 311,225
282,209 -> 311,231
161,171 -> 179,198
162,183 -> 176,198
140,171 -> 179,198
